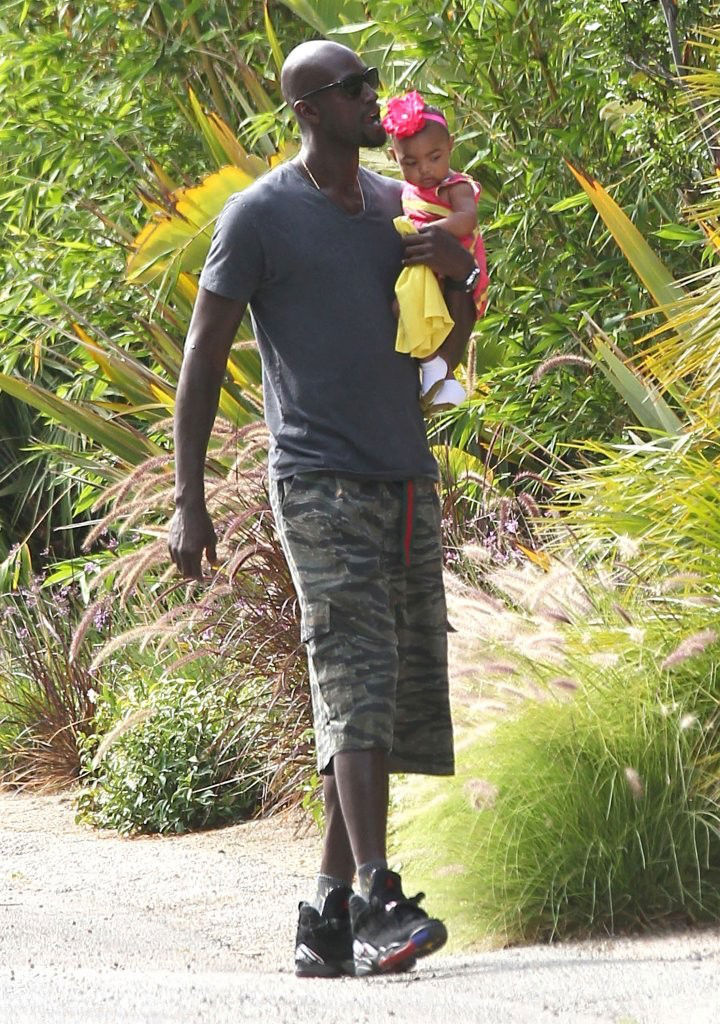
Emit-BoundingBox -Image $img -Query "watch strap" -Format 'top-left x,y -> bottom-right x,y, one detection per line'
445,264 -> 480,292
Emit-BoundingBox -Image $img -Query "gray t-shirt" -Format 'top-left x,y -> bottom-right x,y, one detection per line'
199,160 -> 437,481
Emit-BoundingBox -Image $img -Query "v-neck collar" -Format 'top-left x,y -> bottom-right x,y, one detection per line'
291,161 -> 369,220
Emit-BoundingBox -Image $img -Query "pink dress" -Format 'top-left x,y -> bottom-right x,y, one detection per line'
401,172 -> 489,318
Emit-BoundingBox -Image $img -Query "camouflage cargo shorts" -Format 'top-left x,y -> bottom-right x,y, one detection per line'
269,471 -> 454,777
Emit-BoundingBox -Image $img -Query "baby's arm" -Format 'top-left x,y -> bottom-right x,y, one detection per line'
433,182 -> 477,239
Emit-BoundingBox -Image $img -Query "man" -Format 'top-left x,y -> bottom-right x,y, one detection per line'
168,40 -> 478,977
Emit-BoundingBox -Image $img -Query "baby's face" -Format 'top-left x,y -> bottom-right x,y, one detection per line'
390,122 -> 453,190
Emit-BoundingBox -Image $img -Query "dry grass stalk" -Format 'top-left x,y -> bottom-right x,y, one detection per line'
657,572 -> 703,593
465,777 -> 498,810
480,660 -> 518,676
69,598 -> 111,664
90,707 -> 155,769
516,492 -> 541,522
550,676 -> 579,692
661,628 -> 718,670
531,353 -> 593,385
513,470 -> 555,491
83,456 -> 173,549
623,766 -> 645,800
116,540 -> 168,604
613,601 -> 634,625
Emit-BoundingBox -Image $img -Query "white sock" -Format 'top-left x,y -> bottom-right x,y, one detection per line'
358,858 -> 388,900
430,379 -> 466,408
313,873 -> 351,911
420,355 -> 448,395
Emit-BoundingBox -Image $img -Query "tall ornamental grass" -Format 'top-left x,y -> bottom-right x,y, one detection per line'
0,583 -> 101,790
394,568 -> 720,947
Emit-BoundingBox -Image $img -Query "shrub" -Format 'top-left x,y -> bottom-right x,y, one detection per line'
71,425 -> 316,822
76,669 -> 266,835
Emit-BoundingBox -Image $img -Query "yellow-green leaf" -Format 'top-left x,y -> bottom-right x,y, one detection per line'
566,162 -> 686,312
264,1 -> 285,77
0,373 -> 161,465
127,165 -> 252,285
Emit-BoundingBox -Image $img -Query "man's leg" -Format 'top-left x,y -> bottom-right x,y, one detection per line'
326,750 -> 389,894
319,771 -> 356,884
294,768 -> 361,979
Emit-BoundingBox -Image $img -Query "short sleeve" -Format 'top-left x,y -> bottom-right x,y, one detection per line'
198,193 -> 265,304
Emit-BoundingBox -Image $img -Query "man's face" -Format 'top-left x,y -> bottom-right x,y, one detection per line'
390,123 -> 453,189
300,52 -> 386,149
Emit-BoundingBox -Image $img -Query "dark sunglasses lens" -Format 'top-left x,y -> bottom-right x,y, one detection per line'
340,75 -> 365,99
340,67 -> 379,98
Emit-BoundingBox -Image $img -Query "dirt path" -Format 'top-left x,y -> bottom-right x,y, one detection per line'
3,789 -> 720,1024
1,789 -> 320,975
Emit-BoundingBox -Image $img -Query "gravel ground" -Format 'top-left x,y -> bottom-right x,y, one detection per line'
2,789 -> 720,1024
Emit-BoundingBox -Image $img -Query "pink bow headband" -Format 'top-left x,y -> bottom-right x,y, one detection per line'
381,91 -> 447,138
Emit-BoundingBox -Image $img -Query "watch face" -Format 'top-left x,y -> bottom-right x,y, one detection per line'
465,267 -> 481,290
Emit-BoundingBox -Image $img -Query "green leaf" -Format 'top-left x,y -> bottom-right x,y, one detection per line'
127,165 -> 254,285
591,337 -> 684,436
263,1 -> 285,77
652,225 -> 702,244
547,192 -> 590,213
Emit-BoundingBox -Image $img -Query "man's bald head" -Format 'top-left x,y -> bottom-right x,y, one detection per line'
281,40 -> 363,106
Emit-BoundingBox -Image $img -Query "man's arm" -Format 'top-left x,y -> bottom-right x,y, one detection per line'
402,226 -> 476,370
168,287 -> 247,579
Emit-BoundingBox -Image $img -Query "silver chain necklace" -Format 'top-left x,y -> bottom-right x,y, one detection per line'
298,156 -> 365,213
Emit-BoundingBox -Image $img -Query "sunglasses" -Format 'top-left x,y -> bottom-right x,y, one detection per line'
297,66 -> 380,102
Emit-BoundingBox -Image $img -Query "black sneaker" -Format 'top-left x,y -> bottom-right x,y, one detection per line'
294,885 -> 355,978
349,868 -> 447,976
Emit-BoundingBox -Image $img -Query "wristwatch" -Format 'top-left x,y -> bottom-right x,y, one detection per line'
445,264 -> 481,293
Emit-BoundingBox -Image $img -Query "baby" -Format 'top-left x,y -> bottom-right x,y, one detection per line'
382,91 -> 488,408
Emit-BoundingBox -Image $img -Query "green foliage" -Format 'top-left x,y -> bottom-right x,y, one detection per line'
393,11 -> 720,948
565,0 -> 715,192
279,0 -> 716,463
63,427 -> 317,828
394,586 -> 720,945
5,0 -> 716,569
0,1 -> 293,561
76,670 -> 264,835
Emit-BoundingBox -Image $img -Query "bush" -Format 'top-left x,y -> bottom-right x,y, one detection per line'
394,577 -> 720,947
76,670 -> 266,835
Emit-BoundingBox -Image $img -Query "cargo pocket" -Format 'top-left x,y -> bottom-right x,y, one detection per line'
300,599 -> 331,644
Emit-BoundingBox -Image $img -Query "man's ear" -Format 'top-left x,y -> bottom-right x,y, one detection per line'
293,99 -> 320,125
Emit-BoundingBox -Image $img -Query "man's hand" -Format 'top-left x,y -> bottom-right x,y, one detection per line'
168,502 -> 217,580
401,224 -> 475,280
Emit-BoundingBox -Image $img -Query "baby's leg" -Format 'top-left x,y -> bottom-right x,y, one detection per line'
420,344 -> 466,410
419,353 -> 449,395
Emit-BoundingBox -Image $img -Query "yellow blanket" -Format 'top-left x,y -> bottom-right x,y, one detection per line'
393,216 -> 454,359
